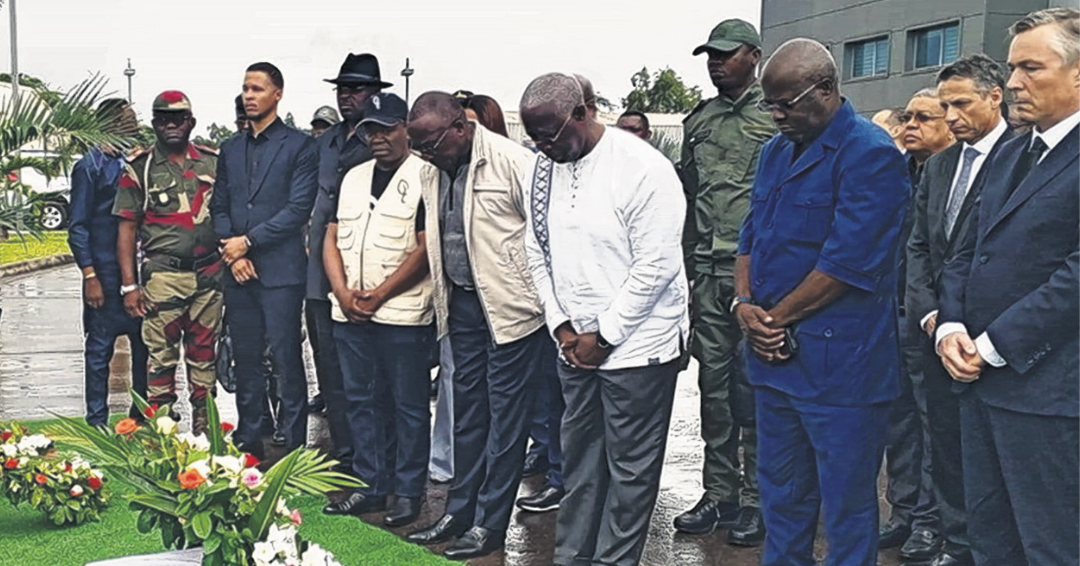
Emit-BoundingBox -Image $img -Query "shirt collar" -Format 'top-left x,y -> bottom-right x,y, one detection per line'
964,118 -> 1008,156
152,141 -> 201,164
724,81 -> 764,113
1032,109 -> 1080,153
248,116 -> 284,140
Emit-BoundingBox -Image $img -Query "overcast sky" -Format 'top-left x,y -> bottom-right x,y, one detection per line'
1,0 -> 761,136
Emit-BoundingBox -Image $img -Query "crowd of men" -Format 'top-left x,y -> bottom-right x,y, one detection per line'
66,6 -> 1077,566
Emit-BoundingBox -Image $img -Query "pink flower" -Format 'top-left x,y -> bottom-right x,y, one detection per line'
290,509 -> 302,525
241,468 -> 262,489
70,485 -> 84,497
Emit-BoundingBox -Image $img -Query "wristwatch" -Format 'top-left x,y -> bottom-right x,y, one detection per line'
596,332 -> 612,349
729,295 -> 754,313
119,284 -> 140,296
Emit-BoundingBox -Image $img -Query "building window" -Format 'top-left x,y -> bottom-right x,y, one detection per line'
910,22 -> 960,69
846,37 -> 890,78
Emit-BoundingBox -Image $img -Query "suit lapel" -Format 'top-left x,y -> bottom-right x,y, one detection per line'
248,127 -> 286,201
929,145 -> 961,251
945,129 -> 1015,247
984,126 -> 1079,235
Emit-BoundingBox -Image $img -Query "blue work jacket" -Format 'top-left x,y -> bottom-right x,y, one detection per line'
67,148 -> 124,286
738,100 -> 910,406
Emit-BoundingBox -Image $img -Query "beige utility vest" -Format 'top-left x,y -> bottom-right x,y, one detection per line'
330,154 -> 434,326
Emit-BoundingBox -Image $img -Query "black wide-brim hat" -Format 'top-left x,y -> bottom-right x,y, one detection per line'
324,53 -> 394,88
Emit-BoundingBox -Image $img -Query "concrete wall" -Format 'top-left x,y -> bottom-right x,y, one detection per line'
760,0 -> 1053,115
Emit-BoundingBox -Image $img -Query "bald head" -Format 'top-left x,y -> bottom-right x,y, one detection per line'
520,72 -> 585,120
762,38 -> 839,87
409,91 -> 466,127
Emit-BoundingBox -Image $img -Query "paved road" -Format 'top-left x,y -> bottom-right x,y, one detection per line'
0,265 -> 905,566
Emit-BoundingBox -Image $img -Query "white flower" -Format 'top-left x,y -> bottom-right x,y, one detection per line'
301,544 -> 342,566
187,459 -> 212,479
178,432 -> 211,451
276,498 -> 290,517
251,542 -> 278,566
213,455 -> 243,475
241,468 -> 263,489
71,456 -> 91,471
155,416 -> 178,435
16,434 -> 50,455
0,443 -> 15,458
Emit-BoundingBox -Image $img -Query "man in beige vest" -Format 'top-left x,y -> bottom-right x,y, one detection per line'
405,91 -> 548,560
320,93 -> 435,528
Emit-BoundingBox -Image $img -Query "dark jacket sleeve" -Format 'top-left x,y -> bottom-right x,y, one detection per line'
246,135 -> 319,248
67,157 -> 96,269
211,139 -> 234,238
905,164 -> 935,325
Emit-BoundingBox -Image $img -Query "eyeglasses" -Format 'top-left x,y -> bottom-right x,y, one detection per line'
529,106 -> 579,146
899,112 -> 946,124
756,80 -> 828,114
414,126 -> 452,155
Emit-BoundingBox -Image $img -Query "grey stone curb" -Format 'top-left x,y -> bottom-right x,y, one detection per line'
0,253 -> 75,279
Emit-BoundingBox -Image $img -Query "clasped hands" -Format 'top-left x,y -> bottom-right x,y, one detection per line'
735,304 -> 792,364
334,288 -> 387,324
554,322 -> 610,370
219,236 -> 258,284
937,331 -> 986,382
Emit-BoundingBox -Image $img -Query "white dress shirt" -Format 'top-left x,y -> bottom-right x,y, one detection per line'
524,127 -> 690,370
936,109 -> 1080,367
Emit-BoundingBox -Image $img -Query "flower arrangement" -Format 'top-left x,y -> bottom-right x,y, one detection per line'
251,523 -> 342,566
46,393 -> 362,566
0,422 -> 111,525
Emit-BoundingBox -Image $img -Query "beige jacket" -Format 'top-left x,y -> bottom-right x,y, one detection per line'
422,123 -> 544,345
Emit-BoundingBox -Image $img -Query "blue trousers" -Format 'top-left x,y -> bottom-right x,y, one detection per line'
225,281 -> 307,456
528,338 -> 564,488
444,286 -> 546,532
83,287 -> 148,426
756,386 -> 889,566
334,321 -> 435,498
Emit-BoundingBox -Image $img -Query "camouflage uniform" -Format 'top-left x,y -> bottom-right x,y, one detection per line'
680,81 -> 775,508
113,139 -> 222,407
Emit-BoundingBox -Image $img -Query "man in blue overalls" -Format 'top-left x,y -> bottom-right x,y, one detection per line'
734,39 -> 909,566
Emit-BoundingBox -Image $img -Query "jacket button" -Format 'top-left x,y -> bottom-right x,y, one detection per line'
979,254 -> 989,264
824,328 -> 834,338
754,278 -> 764,286
246,203 -> 253,210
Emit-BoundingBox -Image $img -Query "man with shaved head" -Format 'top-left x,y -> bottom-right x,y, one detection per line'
404,91 -> 547,560
736,39 -> 909,565
521,72 -> 689,566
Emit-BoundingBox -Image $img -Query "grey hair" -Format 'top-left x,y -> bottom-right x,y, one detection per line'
911,87 -> 939,99
1010,7 -> 1080,65
520,73 -> 586,118
937,53 -> 1007,94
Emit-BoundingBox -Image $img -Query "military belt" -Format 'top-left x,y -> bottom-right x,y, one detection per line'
147,251 -> 221,271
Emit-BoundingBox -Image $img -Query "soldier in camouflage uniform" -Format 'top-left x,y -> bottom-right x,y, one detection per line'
675,19 -> 776,546
114,90 -> 222,434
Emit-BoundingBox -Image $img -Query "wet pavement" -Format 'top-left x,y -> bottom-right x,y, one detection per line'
1,265 -> 906,566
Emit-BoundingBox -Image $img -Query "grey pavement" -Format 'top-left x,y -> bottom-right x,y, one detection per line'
0,265 -> 904,566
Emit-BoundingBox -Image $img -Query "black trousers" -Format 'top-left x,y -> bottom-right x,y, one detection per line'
921,341 -> 968,552
444,286 -> 546,533
226,281 -> 307,456
961,392 -> 1079,566
305,299 -> 351,462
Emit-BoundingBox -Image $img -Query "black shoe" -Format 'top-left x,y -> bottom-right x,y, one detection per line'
900,528 -> 943,562
271,429 -> 287,446
443,526 -> 503,560
385,496 -> 423,527
726,506 -> 765,547
521,451 -> 549,478
516,484 -> 565,513
925,549 -> 974,566
308,394 -> 326,415
673,495 -> 740,534
879,518 -> 911,549
330,461 -> 356,477
407,514 -> 469,545
322,492 -> 387,516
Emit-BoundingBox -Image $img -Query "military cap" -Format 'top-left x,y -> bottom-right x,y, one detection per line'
693,19 -> 762,55
152,90 -> 192,112
359,93 -> 408,127
311,105 -> 340,127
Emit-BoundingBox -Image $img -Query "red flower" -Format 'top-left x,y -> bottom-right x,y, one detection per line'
34,473 -> 47,485
114,418 -> 139,435
244,453 -> 260,468
88,476 -> 103,491
144,403 -> 159,418
64,462 -> 73,473
3,458 -> 17,469
177,468 -> 207,490
221,422 -> 235,433
0,430 -> 11,442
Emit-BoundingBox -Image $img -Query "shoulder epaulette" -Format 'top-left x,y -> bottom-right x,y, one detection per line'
125,145 -> 151,163
193,143 -> 219,156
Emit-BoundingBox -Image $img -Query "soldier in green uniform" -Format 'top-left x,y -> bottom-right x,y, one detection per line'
114,90 -> 222,435
674,19 -> 776,546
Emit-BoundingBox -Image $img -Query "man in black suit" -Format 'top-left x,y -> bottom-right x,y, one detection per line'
936,8 -> 1079,566
211,62 -> 319,458
905,53 -> 1013,566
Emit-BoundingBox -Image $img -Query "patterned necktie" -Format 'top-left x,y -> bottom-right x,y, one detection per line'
944,146 -> 980,237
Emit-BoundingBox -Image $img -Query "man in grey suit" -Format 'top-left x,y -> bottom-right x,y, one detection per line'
936,8 -> 1079,566
905,53 -> 1013,566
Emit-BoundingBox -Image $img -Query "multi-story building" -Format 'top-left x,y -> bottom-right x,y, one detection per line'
760,0 -> 1074,115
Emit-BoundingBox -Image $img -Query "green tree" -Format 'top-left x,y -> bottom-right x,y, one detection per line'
621,67 -> 702,114
191,122 -> 236,149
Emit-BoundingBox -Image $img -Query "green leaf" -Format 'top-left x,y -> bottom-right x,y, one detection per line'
203,531 -> 222,555
192,510 -> 212,539
247,449 -> 301,541
205,395 -> 225,455
127,494 -> 180,517
136,509 -> 157,533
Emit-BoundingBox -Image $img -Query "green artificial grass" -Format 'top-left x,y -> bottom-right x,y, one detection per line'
0,417 -> 454,566
0,231 -> 71,265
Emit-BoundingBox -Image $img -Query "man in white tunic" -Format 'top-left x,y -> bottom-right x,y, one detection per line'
520,72 -> 690,566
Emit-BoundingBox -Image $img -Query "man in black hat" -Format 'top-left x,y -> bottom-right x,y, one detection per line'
305,53 -> 392,473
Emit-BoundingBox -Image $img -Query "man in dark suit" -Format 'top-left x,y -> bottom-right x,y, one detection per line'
936,8 -> 1079,566
906,53 -> 1013,566
211,62 -> 319,458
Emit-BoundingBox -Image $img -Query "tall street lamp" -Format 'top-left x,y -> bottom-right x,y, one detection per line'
123,59 -> 136,105
401,58 -> 414,105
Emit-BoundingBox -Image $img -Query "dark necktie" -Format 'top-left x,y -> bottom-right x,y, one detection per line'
1018,137 -> 1049,183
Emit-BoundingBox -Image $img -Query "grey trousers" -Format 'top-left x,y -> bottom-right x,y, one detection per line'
429,336 -> 455,481
554,358 -> 679,566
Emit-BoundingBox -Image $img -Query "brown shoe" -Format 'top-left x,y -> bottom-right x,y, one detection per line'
192,402 -> 209,436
